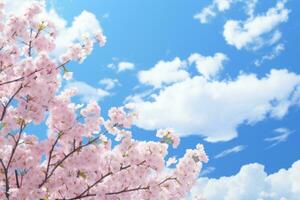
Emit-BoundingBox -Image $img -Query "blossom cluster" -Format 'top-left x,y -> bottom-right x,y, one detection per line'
0,1 -> 207,199
156,128 -> 180,148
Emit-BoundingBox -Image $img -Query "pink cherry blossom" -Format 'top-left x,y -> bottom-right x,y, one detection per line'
156,128 -> 181,148
0,1 -> 207,199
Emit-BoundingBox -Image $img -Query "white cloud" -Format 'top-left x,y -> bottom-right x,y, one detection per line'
54,10 -> 103,54
107,60 -> 135,72
118,62 -> 135,72
102,13 -> 110,19
66,81 -> 109,103
194,5 -> 216,24
190,160 -> 300,200
254,43 -> 285,66
194,0 -> 233,24
214,145 -> 246,159
215,0 -> 233,11
264,127 -> 293,147
188,53 -> 228,79
200,167 -> 216,177
137,53 -> 226,88
99,78 -> 120,90
107,63 -> 115,69
245,0 -> 258,18
131,69 -> 300,142
223,0 -> 289,50
138,57 -> 189,88
2,0 -> 40,15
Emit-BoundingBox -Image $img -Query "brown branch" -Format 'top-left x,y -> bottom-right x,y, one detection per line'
43,132 -> 64,185
64,172 -> 113,200
0,60 -> 70,87
0,84 -> 23,121
57,161 -> 146,200
28,29 -> 33,57
6,121 -> 26,169
0,64 -> 13,76
15,170 -> 20,188
158,177 -> 179,186
0,159 -> 9,199
56,60 -> 70,70
39,136 -> 99,188
105,176 -> 179,196
0,121 -> 26,199
106,185 -> 150,196
0,68 -> 41,86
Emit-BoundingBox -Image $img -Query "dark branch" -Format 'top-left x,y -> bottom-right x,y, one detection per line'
0,84 -> 23,121
39,136 -> 99,188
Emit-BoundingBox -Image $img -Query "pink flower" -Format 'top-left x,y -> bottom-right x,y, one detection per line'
156,128 -> 180,148
0,1 -> 208,199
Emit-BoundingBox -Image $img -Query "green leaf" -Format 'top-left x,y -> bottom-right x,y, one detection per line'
63,66 -> 69,74
0,122 -> 6,130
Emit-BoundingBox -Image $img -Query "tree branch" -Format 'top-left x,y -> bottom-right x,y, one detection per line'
0,121 -> 26,199
0,159 -> 9,199
15,169 -> 20,188
39,136 -> 99,188
0,60 -> 70,87
57,161 -> 146,200
0,84 -> 23,121
106,185 -> 150,196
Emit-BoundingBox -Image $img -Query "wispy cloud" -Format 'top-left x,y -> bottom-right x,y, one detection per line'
254,43 -> 285,66
194,0 -> 258,24
99,78 -> 120,90
117,62 -> 135,72
66,81 -> 109,103
200,166 -> 216,176
194,0 -> 233,24
265,127 -> 293,148
102,13 -> 110,19
214,145 -> 246,159
107,60 -> 135,72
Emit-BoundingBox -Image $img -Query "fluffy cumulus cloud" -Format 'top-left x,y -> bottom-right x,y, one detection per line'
188,53 -> 228,79
223,0 -> 289,50
54,10 -> 103,54
131,69 -> 300,142
190,160 -> 300,200
138,57 -> 189,88
3,0 -> 104,55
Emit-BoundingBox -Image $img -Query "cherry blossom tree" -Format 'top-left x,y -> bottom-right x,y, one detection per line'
0,1 -> 208,199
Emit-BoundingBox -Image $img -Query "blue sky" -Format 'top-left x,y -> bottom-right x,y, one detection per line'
2,0 -> 300,198
44,0 -> 300,181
